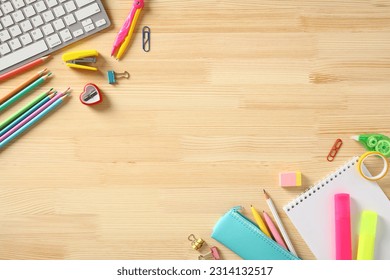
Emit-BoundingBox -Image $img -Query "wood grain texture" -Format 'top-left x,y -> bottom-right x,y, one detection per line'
0,0 -> 389,260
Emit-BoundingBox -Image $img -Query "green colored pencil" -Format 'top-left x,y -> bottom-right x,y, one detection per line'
0,73 -> 52,112
0,88 -> 54,131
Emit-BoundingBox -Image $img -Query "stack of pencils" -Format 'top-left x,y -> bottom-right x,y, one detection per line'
0,69 -> 71,149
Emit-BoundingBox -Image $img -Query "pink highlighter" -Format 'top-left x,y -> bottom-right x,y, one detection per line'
334,193 -> 352,260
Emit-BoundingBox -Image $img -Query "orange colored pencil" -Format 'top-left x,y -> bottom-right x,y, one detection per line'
0,56 -> 50,82
0,68 -> 48,105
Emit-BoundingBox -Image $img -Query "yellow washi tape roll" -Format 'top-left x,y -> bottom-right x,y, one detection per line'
357,151 -> 389,181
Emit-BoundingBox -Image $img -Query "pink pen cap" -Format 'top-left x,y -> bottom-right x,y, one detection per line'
334,193 -> 352,260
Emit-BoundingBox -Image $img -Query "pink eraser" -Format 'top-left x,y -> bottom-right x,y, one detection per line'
334,193 -> 352,260
279,172 -> 302,187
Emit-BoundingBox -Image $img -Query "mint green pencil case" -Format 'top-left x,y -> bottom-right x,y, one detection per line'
212,206 -> 300,260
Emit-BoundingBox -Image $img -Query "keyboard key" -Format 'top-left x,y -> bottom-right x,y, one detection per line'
34,1 -> 47,13
1,14 -> 14,27
72,28 -> 83,37
81,18 -> 92,26
0,22 -> 2,30
42,10 -> 55,22
0,40 -> 48,71
11,0 -> 25,9
23,5 -> 36,17
95,18 -> 106,27
9,38 -> 22,50
46,0 -> 57,7
59,28 -> 72,42
75,3 -> 100,21
20,20 -> 33,32
0,43 -> 11,55
31,28 -> 43,40
84,23 -> 94,32
0,29 -> 11,42
31,15 -> 44,27
46,33 -> 61,48
64,14 -> 76,26
12,10 -> 25,22
53,18 -> 65,30
20,33 -> 33,45
25,0 -> 37,4
64,1 -> 76,12
9,24 -> 22,37
42,23 -> 54,35
74,0 -> 94,8
53,5 -> 66,17
1,2 -> 14,14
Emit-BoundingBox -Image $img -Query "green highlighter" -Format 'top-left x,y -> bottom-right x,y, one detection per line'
352,133 -> 390,157
357,210 -> 378,260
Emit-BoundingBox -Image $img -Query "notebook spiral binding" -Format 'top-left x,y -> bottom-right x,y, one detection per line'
283,157 -> 359,212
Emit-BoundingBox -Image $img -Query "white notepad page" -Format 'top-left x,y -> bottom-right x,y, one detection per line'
283,157 -> 390,260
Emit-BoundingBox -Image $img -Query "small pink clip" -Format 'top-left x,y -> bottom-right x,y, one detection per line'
198,246 -> 221,260
327,139 -> 343,162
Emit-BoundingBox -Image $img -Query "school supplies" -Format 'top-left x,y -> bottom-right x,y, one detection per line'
111,0 -> 144,60
357,151 -> 389,181
198,246 -> 220,260
0,56 -> 50,82
357,210 -> 377,260
0,89 -> 69,144
62,50 -> 99,71
283,157 -> 390,259
262,210 -> 288,250
0,89 -> 53,132
250,205 -> 271,238
188,234 -> 206,251
334,193 -> 352,260
80,83 -> 103,106
263,189 -> 297,256
0,92 -> 56,138
212,206 -> 300,260
107,71 -> 130,84
0,69 -> 48,105
352,134 -> 390,157
327,138 -> 343,162
142,26 -> 151,52
0,92 -> 70,149
279,172 -> 302,187
0,73 -> 52,112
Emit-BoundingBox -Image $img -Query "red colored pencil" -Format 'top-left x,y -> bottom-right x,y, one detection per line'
0,55 -> 51,82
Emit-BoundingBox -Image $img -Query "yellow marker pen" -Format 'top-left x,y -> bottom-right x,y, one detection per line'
250,205 -> 272,238
357,210 -> 378,260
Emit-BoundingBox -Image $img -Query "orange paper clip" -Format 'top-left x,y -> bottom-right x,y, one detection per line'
327,139 -> 343,162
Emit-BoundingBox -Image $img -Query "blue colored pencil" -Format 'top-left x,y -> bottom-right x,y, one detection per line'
0,93 -> 69,148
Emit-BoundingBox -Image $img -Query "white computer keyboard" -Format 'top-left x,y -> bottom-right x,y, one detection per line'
0,0 -> 110,75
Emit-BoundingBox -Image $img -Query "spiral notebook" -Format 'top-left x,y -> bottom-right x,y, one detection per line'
283,157 -> 390,260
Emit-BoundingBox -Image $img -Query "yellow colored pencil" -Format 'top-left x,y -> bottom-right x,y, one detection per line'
251,205 -> 272,238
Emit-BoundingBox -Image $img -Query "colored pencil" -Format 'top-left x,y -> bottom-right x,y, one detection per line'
0,91 -> 56,137
263,189 -> 298,256
0,88 -> 68,143
0,73 -> 52,112
0,56 -> 50,82
0,93 -> 70,148
0,68 -> 48,104
263,210 -> 288,250
250,205 -> 272,238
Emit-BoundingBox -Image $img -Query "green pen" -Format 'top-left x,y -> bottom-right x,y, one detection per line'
0,88 -> 54,131
352,133 -> 390,157
0,73 -> 52,112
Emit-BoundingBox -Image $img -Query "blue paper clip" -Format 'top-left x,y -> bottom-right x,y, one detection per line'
107,70 -> 130,84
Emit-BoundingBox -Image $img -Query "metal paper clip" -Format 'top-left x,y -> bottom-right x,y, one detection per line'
198,246 -> 221,260
142,26 -> 151,52
107,70 -> 130,84
188,234 -> 205,251
327,138 -> 343,162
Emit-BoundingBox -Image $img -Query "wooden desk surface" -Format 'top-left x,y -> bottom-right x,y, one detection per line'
0,0 -> 389,260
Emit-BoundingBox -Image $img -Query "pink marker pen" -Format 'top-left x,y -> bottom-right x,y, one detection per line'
334,193 -> 352,260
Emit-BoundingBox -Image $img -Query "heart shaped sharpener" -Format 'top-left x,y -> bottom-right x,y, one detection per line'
80,83 -> 103,106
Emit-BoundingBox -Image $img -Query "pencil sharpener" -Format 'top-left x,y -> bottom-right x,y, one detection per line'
80,83 -> 103,106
